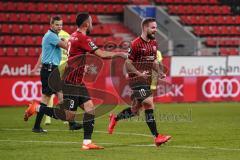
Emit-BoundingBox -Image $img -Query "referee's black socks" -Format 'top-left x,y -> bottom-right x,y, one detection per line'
33,103 -> 46,129
145,109 -> 159,137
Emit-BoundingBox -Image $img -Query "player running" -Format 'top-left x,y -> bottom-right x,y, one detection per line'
24,12 -> 126,150
108,18 -> 171,147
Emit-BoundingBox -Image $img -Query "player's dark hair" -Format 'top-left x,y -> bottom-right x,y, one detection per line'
50,15 -> 62,24
141,17 -> 156,28
76,12 -> 90,27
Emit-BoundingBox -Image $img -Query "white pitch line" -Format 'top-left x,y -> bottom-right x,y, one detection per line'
95,130 -> 152,137
0,139 -> 113,145
1,128 -> 240,151
169,145 -> 240,151
0,128 -> 152,137
1,139 -> 240,151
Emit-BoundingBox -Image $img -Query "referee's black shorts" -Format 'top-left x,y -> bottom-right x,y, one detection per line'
130,82 -> 152,103
40,64 -> 59,96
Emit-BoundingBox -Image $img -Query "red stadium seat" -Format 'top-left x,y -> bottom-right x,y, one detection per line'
85,4 -> 96,13
222,6 -> 231,14
21,24 -> 32,34
28,14 -> 40,23
56,4 -> 66,13
1,24 -> 11,33
25,36 -> 36,46
0,2 -> 4,11
198,16 -> 206,25
0,47 -> 5,56
19,14 -> 30,23
38,14 -> 50,23
220,48 -> 239,56
26,3 -> 36,12
66,4 -> 76,13
17,47 -> 28,56
47,3 -> 57,12
5,47 -> 17,56
31,25 -> 42,35
28,47 -> 38,56
75,4 -> 85,12
16,2 -> 28,11
97,5 -> 105,13
35,36 -> 42,45
36,3 -> 47,12
0,13 -> 8,22
14,36 -> 25,45
61,14 -> 68,23
221,26 -> 229,35
236,16 -> 240,24
42,25 -> 50,33
202,26 -> 210,35
206,38 -> 216,47
12,25 -> 21,34
2,36 -> 14,45
6,2 -> 17,11
224,16 -> 233,24
114,5 -> 124,13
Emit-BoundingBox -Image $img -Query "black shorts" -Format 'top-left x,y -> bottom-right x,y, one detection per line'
40,64 -> 59,96
63,83 -> 91,111
130,83 -> 152,103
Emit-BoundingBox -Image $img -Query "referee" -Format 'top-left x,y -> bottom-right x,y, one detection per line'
30,15 -> 68,133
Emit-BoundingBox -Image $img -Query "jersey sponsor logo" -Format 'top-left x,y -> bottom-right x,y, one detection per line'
142,56 -> 155,61
88,41 -> 98,50
12,81 -> 42,101
202,78 -> 240,98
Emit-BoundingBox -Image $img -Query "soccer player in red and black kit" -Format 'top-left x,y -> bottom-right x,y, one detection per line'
108,18 -> 171,147
24,12 -> 125,150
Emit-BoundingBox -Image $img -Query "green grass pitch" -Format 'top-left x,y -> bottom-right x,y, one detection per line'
0,103 -> 240,160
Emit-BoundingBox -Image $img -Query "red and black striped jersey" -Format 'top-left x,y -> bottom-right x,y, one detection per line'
128,36 -> 158,85
64,31 -> 98,85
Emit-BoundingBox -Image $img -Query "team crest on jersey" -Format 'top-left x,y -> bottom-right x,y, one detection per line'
153,46 -> 157,52
88,41 -> 98,50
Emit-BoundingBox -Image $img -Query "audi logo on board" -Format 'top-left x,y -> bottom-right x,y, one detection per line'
202,78 -> 240,98
12,81 -> 42,102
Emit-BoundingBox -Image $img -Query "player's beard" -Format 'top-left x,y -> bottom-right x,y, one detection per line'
147,32 -> 155,40
86,28 -> 91,35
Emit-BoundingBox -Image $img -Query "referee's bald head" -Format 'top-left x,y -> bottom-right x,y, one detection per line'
76,12 -> 90,27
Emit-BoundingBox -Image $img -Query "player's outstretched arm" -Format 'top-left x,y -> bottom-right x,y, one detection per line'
94,49 -> 126,59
